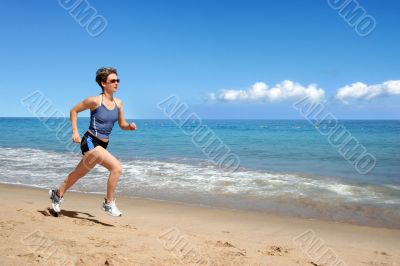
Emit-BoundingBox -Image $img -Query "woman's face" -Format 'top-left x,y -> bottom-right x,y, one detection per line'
102,73 -> 119,93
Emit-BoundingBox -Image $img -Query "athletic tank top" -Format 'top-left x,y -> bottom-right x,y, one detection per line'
88,94 -> 119,139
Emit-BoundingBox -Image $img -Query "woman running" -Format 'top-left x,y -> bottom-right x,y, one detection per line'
49,67 -> 136,216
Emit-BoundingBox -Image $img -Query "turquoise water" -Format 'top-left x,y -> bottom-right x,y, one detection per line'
0,118 -> 399,228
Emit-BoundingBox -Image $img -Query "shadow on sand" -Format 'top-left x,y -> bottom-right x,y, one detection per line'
38,208 -> 115,227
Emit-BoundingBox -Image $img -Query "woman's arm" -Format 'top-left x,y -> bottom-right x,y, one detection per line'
116,99 -> 136,131
70,96 -> 99,143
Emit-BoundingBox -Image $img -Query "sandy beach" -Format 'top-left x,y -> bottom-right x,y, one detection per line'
0,183 -> 398,265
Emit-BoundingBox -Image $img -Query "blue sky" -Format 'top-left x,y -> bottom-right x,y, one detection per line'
0,0 -> 399,119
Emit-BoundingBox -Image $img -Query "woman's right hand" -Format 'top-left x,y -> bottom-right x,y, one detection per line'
72,132 -> 81,143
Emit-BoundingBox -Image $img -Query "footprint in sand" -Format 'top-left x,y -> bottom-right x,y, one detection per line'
73,219 -> 96,226
17,209 -> 42,221
214,241 -> 247,257
122,224 -> 137,230
362,251 -> 394,266
0,220 -> 24,237
88,237 -> 119,248
222,250 -> 246,257
215,241 -> 235,248
88,236 -> 110,247
374,251 -> 390,256
258,245 -> 290,256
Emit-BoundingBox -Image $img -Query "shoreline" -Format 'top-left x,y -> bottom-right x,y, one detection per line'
1,183 -> 399,265
3,181 -> 400,230
1,124 -> 399,233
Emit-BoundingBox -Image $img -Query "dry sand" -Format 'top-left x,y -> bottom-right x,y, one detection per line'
0,183 -> 399,265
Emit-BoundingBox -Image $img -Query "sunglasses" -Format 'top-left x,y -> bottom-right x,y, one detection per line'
108,79 -> 120,84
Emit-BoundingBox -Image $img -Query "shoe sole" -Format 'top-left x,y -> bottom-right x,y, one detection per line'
49,189 -> 61,213
102,205 -> 122,217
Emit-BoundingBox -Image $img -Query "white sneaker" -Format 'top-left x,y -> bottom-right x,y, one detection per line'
49,189 -> 63,213
102,198 -> 122,217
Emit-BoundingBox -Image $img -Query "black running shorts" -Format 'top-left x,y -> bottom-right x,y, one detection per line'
80,131 -> 109,155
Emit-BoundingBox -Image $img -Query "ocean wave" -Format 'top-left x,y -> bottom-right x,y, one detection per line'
1,147 -> 399,228
1,147 -> 399,203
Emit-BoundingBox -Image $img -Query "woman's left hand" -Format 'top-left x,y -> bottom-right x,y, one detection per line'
128,122 -> 137,130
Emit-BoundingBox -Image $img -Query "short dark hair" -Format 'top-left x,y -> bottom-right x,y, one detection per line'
95,67 -> 118,90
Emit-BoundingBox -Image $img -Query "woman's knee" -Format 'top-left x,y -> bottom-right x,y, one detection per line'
111,163 -> 122,176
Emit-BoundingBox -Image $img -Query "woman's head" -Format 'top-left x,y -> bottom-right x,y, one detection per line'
95,67 -> 119,93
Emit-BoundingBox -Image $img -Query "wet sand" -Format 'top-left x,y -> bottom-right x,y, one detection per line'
0,183 -> 399,265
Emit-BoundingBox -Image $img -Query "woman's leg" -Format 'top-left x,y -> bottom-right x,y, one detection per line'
58,148 -> 104,197
89,147 -> 122,202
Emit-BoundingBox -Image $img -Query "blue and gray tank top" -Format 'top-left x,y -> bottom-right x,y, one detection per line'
88,94 -> 119,139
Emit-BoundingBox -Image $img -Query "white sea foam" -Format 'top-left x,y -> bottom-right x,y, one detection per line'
1,147 -> 399,206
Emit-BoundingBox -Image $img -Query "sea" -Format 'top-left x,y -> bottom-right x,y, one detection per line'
0,118 -> 399,228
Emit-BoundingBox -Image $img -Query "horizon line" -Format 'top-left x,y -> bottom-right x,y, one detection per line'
1,116 -> 399,121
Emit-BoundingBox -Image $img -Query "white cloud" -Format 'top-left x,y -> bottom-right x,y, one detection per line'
335,80 -> 400,103
208,80 -> 325,103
